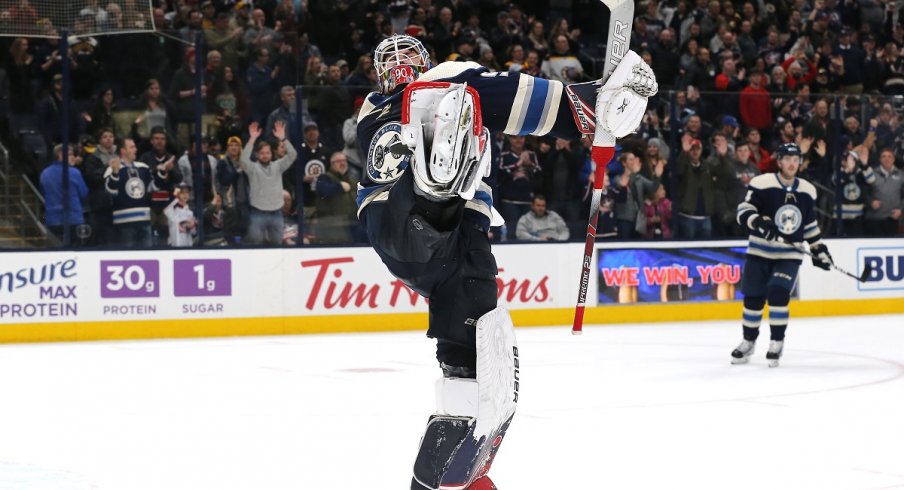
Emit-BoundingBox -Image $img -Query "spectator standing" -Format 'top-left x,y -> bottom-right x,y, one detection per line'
37,73 -> 82,147
311,65 -> 353,152
314,152 -> 359,244
243,8 -> 277,54
205,11 -> 245,71
138,127 -> 182,245
40,144 -> 89,244
643,183 -> 672,239
516,194 -> 569,241
298,121 -> 331,219
163,183 -> 197,247
104,138 -> 162,247
216,136 -> 251,244
675,138 -> 715,239
739,72 -> 772,137
238,121 -> 296,245
246,47 -> 280,124
835,150 -> 877,236
614,150 -> 662,239
835,27 -> 866,94
265,86 -> 300,140
865,148 -> 904,236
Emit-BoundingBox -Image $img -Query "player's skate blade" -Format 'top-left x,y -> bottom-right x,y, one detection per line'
730,339 -> 755,365
766,340 -> 783,368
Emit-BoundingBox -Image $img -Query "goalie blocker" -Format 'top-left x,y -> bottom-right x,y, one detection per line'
411,307 -> 519,490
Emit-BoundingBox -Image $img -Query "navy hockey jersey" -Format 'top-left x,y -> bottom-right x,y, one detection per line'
835,166 -> 876,219
737,173 -> 823,261
356,61 -> 585,216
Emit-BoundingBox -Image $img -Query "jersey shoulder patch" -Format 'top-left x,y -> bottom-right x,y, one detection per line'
365,121 -> 410,184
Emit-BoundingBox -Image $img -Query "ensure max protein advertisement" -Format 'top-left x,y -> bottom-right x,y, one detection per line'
596,246 -> 799,304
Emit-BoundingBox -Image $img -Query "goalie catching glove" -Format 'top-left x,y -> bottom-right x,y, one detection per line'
595,50 -> 658,138
810,243 -> 833,271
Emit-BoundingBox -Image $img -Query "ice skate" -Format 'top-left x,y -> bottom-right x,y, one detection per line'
766,340 -> 784,368
730,339 -> 756,364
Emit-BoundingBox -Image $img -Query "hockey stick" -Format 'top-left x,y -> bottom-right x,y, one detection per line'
572,0 -> 634,335
782,240 -> 873,283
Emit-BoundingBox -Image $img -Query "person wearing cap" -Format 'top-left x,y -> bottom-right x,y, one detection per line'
835,26 -> 865,94
297,121 -> 331,218
164,183 -> 197,247
199,0 -> 216,30
205,10 -> 244,71
675,136 -> 716,239
720,115 -> 741,149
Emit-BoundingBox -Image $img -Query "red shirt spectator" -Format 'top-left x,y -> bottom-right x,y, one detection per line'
739,72 -> 772,130
782,55 -> 816,91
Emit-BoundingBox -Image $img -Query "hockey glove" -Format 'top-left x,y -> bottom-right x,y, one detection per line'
751,215 -> 778,241
810,243 -> 833,271
594,50 -> 658,138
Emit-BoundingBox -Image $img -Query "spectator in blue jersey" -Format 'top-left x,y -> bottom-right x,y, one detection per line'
40,144 -> 89,244
835,149 -> 877,237
104,138 -> 166,247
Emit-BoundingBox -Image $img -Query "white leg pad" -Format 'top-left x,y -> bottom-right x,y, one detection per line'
435,377 -> 478,418
475,306 -> 519,439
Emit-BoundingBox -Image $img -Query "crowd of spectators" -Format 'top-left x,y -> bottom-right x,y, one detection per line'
3,0 -> 904,249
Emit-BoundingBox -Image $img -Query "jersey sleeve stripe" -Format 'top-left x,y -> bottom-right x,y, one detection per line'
534,80 -> 563,136
520,77 -> 550,135
504,75 -> 533,134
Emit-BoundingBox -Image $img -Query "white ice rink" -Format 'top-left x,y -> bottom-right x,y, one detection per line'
1,314 -> 903,490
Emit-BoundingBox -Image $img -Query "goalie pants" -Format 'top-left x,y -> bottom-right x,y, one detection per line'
360,170 -> 498,370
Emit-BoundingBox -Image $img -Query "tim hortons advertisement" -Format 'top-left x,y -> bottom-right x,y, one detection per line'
292,243 -> 583,314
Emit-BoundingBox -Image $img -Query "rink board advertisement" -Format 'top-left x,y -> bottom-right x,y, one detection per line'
597,246 -> 748,304
0,243 -> 583,325
1,238 -> 903,341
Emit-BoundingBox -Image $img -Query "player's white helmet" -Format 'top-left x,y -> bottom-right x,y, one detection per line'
374,34 -> 431,94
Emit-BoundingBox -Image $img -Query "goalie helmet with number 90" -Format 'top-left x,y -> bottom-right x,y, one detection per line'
374,35 -> 431,94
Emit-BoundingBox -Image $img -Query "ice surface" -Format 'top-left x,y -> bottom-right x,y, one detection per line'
1,314 -> 903,489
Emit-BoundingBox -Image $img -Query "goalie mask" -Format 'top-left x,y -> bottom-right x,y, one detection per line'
374,34 -> 431,94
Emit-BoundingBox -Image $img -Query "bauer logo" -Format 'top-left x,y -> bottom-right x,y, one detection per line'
858,247 -> 904,291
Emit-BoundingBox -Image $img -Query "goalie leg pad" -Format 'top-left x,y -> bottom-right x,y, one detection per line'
412,307 -> 518,490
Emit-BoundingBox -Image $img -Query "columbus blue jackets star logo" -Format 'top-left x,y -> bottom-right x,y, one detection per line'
367,122 -> 411,184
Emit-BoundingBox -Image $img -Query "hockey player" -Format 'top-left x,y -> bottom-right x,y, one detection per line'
732,143 -> 834,367
356,35 -> 657,489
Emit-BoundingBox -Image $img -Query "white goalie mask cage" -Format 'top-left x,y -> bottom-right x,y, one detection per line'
400,81 -> 492,200
374,34 -> 431,94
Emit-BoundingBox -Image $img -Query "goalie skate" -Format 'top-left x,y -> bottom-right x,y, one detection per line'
401,81 -> 491,201
731,339 -> 756,365
766,340 -> 784,368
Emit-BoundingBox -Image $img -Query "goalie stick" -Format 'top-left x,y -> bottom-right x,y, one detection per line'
572,0 -> 634,334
